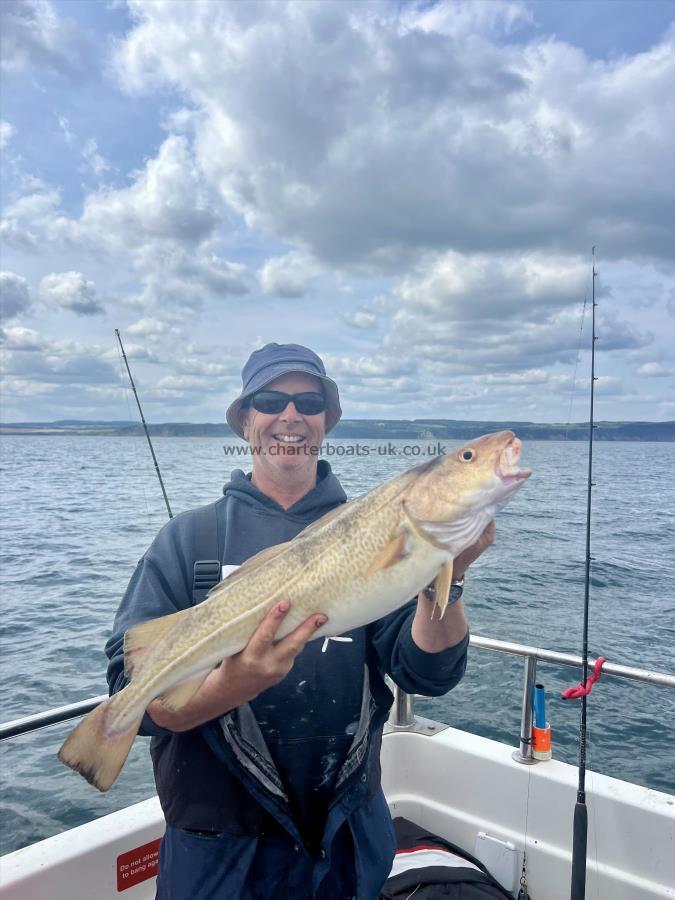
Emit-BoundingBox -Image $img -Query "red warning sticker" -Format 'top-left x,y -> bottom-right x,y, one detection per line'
117,838 -> 162,892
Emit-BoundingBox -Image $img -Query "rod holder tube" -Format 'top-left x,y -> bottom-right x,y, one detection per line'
389,685 -> 415,728
513,654 -> 537,764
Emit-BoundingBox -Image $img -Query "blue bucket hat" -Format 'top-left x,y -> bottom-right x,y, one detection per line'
226,342 -> 342,438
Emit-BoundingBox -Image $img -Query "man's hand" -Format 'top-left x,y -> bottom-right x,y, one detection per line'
147,600 -> 326,732
217,599 -> 327,703
453,520 -> 495,580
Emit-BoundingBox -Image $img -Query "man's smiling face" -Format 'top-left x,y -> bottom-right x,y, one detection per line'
240,371 -> 326,474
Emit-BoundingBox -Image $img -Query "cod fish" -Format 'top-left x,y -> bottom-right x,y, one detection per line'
58,430 -> 530,791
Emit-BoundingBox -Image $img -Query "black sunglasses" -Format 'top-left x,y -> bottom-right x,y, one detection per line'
245,390 -> 326,416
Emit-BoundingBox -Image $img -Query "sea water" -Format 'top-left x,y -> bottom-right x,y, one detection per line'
1,435 -> 673,854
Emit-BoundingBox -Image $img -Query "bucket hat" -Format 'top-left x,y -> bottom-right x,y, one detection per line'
226,342 -> 342,438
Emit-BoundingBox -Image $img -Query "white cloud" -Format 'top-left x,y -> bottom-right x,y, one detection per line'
0,0 -> 85,77
170,253 -> 248,298
174,357 -> 238,377
0,183 -> 63,249
374,249 -> 654,395
156,374 -> 213,392
342,309 -> 377,329
0,136 -> 221,266
0,376 -> 57,398
81,138 -> 112,178
1,136 -> 249,314
57,114 -> 74,144
325,353 -> 417,379
0,120 -> 15,148
126,317 -> 179,340
473,369 -> 549,385
0,271 -> 31,321
78,135 -> 218,251
258,252 -> 321,298
0,327 -> 119,386
395,252 -> 589,323
594,375 -> 623,394
101,342 -> 160,364
0,218 -> 37,251
112,2 -> 675,270
637,362 -> 675,377
2,1 -> 673,423
39,271 -> 103,315
384,302 -> 651,377
0,324 -> 46,350
402,0 -> 531,39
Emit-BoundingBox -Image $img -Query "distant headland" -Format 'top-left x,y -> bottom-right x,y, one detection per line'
1,419 -> 673,441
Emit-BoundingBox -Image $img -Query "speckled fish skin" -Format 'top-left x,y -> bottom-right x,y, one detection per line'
58,430 -> 530,791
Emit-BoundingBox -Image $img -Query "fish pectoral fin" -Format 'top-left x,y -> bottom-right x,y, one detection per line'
431,559 -> 454,621
123,608 -> 191,680
366,532 -> 409,577
156,672 -> 211,712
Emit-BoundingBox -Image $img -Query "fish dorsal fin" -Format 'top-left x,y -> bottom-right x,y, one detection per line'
231,541 -> 291,572
124,607 -> 192,679
365,531 -> 409,577
156,671 -> 211,711
430,558 -> 454,620
295,501 -> 352,539
205,541 -> 292,601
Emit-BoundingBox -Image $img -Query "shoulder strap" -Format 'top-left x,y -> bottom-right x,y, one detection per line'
192,501 -> 221,604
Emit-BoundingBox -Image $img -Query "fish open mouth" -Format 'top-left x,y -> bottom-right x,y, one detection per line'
497,436 -> 531,486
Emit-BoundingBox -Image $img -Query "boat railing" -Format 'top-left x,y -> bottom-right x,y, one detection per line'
2,634 -> 674,767
388,634 -> 675,764
0,695 -> 107,742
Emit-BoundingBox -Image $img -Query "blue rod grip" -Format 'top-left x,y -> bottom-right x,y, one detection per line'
533,683 -> 547,729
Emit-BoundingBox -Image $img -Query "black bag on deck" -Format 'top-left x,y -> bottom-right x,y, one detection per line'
380,817 -> 514,899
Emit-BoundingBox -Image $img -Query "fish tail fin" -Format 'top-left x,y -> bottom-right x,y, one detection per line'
57,693 -> 142,792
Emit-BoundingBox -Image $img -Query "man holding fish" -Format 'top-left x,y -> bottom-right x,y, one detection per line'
59,342 -> 530,899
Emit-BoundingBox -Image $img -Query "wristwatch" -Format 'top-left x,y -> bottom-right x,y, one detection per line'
450,575 -> 465,604
423,574 -> 465,606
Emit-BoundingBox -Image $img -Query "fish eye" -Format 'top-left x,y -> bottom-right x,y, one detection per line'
460,448 -> 475,462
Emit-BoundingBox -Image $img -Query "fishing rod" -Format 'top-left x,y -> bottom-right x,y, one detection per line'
569,247 -> 598,900
115,328 -> 173,520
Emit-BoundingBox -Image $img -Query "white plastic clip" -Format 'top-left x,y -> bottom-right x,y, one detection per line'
321,636 -> 353,653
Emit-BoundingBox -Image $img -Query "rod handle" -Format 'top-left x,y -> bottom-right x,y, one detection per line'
570,801 -> 588,900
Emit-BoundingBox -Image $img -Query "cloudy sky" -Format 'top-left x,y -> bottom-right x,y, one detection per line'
1,0 -> 674,424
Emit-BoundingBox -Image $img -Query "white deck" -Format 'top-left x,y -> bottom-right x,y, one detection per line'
381,726 -> 675,899
1,725 -> 674,898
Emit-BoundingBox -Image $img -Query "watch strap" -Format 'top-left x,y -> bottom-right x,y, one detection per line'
423,574 -> 465,606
